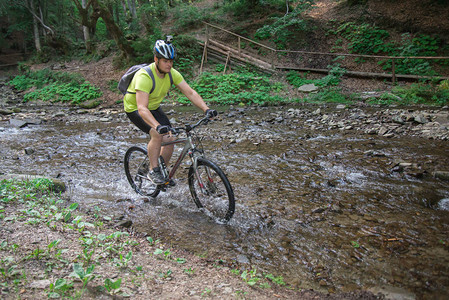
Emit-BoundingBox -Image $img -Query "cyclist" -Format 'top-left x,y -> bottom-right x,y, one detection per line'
124,38 -> 217,184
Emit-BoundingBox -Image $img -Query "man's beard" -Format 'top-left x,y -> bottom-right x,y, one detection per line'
156,61 -> 168,74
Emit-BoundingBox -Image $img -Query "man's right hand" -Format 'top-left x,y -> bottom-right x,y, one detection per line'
156,125 -> 171,134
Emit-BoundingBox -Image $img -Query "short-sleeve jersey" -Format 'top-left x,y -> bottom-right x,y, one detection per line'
123,62 -> 184,112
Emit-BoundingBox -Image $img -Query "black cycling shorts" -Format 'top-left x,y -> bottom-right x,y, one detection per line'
126,107 -> 171,134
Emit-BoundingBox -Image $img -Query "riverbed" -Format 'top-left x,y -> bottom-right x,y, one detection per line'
1,101 -> 449,299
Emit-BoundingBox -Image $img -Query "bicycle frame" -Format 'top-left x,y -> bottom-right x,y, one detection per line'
160,132 -> 202,182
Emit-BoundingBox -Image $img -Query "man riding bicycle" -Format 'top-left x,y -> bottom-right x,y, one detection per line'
124,37 -> 217,185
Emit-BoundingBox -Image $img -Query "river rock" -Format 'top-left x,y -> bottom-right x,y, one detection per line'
79,99 -> 101,109
28,279 -> 51,289
298,83 -> 319,93
414,114 -> 428,124
9,118 -> 27,128
433,171 -> 449,181
0,108 -> 14,115
392,115 -> 405,125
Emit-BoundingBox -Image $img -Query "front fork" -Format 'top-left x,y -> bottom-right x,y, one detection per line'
190,153 -> 213,195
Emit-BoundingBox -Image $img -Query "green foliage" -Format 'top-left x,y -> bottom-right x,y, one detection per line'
222,0 -> 286,18
171,4 -> 207,32
335,22 -> 392,55
332,23 -> 447,76
380,34 -> 444,76
9,68 -> 102,105
23,82 -> 102,104
104,278 -> 122,294
176,69 -> 286,105
95,18 -> 109,41
254,1 -> 314,49
287,65 -> 346,88
366,83 -> 449,106
304,88 -> 352,104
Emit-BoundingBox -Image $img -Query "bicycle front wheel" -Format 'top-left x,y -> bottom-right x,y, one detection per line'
188,158 -> 235,223
124,146 -> 160,198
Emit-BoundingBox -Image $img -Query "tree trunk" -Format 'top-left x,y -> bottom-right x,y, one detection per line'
29,0 -> 41,52
127,0 -> 137,18
91,0 -> 135,59
81,0 -> 92,52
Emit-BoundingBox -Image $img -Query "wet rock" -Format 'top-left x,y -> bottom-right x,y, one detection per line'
9,118 -> 27,128
298,83 -> 319,93
116,219 -> 133,228
24,148 -> 35,155
392,115 -> 405,125
0,108 -> 14,115
79,99 -> 101,109
414,114 -> 428,124
236,254 -> 250,264
28,279 -> 51,289
24,118 -> 42,125
53,111 -> 67,118
378,126 -> 389,136
433,171 -> 449,181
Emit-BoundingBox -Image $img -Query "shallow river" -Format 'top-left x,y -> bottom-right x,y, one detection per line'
1,105 -> 448,299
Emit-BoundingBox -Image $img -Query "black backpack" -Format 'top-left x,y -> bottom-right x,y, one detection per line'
117,63 -> 173,95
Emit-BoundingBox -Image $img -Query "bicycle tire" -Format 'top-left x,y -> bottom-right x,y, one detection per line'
188,157 -> 235,223
124,146 -> 160,198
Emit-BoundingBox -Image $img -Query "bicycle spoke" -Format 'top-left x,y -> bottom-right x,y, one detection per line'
189,158 -> 235,223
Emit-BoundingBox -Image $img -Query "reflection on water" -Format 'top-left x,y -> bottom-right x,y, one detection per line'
1,107 -> 448,298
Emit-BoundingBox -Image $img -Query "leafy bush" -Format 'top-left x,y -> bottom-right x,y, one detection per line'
335,22 -> 393,55
303,88 -> 352,104
23,82 -> 102,104
392,83 -> 449,106
287,65 -> 346,88
333,23 -> 447,76
254,1 -> 314,49
365,83 -> 449,106
9,68 -> 102,105
380,34 -> 444,76
175,70 -> 286,105
172,4 -> 208,32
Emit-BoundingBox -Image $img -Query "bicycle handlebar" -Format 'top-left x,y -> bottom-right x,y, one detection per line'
171,116 -> 211,135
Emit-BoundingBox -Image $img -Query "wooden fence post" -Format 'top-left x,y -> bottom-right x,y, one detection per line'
238,36 -> 241,57
392,58 -> 396,84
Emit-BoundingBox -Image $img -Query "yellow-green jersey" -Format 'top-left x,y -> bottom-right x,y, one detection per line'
123,63 -> 183,112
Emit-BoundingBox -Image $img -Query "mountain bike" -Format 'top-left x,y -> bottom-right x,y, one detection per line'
124,116 -> 235,224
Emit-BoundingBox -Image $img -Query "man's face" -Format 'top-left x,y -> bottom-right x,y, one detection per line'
155,57 -> 173,74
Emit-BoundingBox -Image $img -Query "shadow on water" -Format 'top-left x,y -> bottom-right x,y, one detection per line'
1,107 -> 449,298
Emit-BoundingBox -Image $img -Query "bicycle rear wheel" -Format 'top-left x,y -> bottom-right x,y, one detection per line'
124,146 -> 160,198
188,158 -> 235,223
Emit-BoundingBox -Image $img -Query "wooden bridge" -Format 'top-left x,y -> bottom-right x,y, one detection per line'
199,22 -> 449,82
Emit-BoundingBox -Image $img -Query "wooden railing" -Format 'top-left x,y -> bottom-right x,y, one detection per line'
201,22 -> 449,82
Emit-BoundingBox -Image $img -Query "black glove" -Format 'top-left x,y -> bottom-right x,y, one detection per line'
205,109 -> 218,118
156,125 -> 170,134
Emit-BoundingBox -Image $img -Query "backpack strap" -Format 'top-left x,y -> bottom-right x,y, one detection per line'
142,65 -> 156,94
168,71 -> 173,86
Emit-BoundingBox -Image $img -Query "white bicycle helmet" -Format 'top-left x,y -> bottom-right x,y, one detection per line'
154,39 -> 176,60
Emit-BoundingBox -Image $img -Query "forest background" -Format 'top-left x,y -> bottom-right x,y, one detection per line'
1,0 -> 449,108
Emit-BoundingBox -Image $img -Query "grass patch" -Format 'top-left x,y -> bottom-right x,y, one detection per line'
8,68 -> 102,105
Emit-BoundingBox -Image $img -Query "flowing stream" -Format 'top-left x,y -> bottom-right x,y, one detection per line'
1,105 -> 448,299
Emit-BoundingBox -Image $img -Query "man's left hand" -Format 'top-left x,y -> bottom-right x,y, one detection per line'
205,109 -> 218,119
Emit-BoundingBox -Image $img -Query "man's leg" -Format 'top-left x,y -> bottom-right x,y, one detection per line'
148,128 -> 162,170
148,129 -> 174,169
